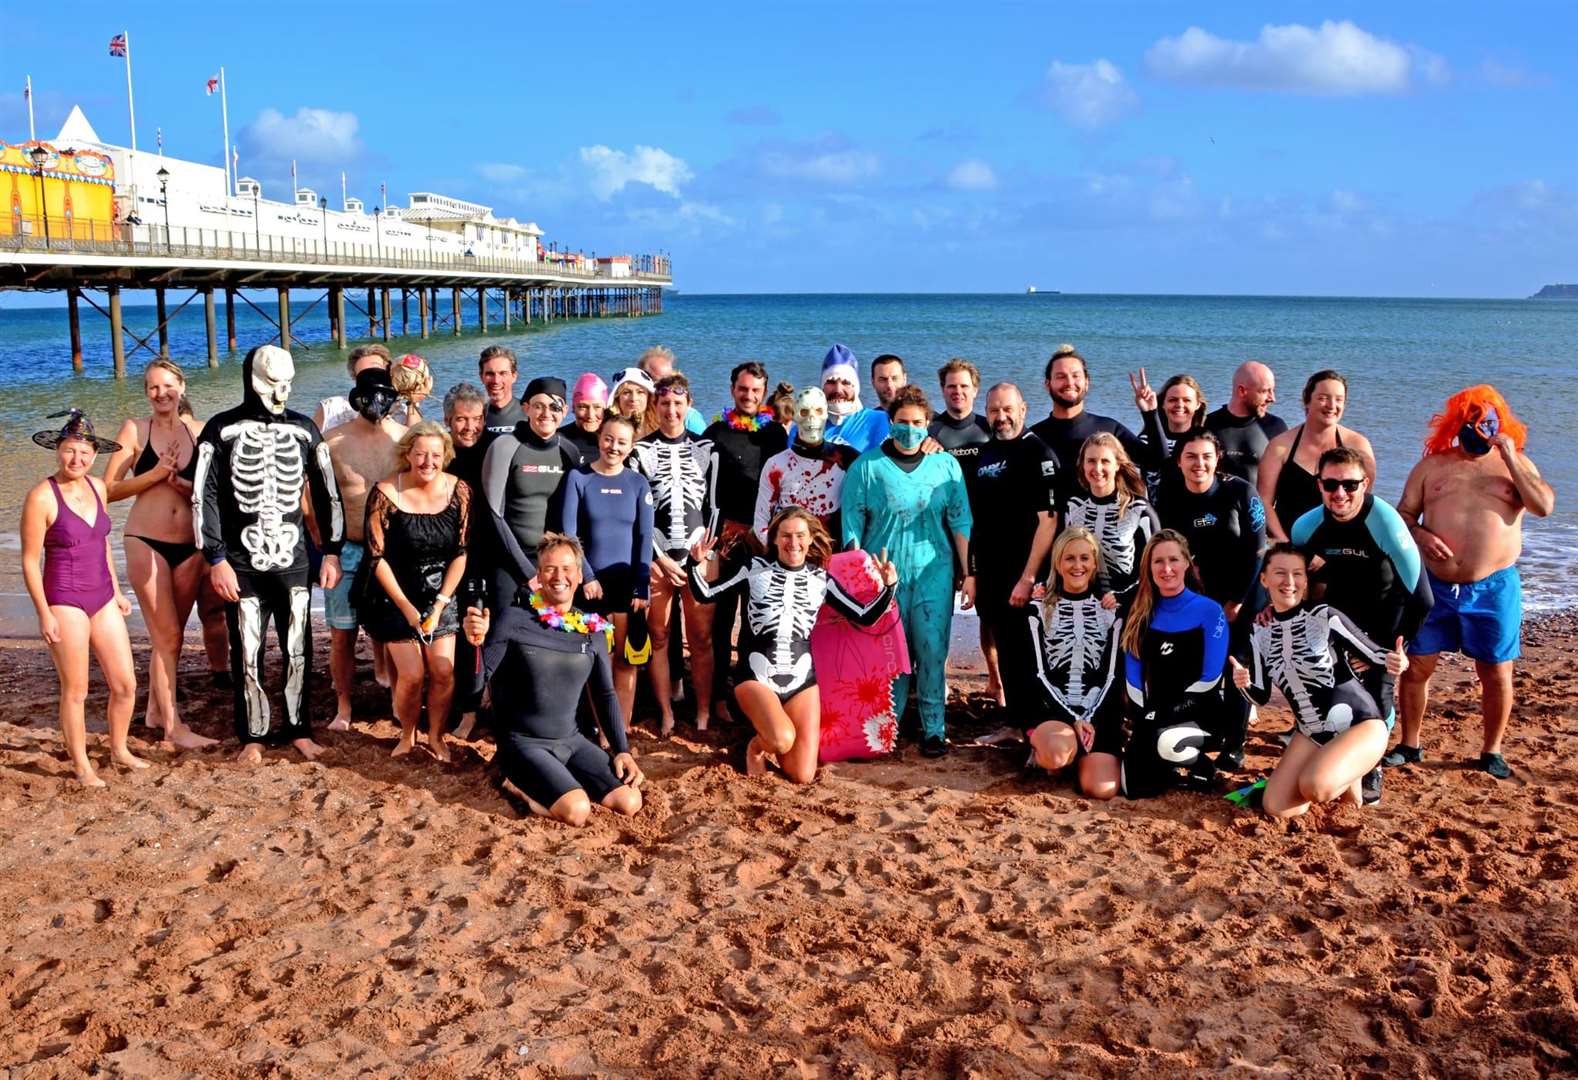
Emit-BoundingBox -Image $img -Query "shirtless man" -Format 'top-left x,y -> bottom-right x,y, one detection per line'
1393,386 -> 1555,779
322,368 -> 408,729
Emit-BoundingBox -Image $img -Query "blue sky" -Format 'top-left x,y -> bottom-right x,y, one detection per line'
4,2 -> 1575,296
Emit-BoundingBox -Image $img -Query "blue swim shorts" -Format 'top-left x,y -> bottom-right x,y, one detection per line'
1410,565 -> 1521,664
323,540 -> 364,631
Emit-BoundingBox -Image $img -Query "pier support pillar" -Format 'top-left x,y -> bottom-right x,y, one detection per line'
380,288 -> 392,343
156,287 -> 170,359
451,288 -> 462,336
204,287 -> 218,368
367,288 -> 378,337
225,288 -> 237,352
278,288 -> 292,350
332,286 -> 347,350
67,287 -> 84,373
478,288 -> 488,333
503,287 -> 512,330
401,289 -> 410,336
109,285 -> 126,379
418,289 -> 429,339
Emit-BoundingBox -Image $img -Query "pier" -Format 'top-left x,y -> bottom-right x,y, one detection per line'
0,228 -> 670,377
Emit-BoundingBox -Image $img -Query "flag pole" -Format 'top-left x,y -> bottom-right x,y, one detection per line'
220,66 -> 233,222
341,170 -> 347,211
25,76 -> 35,142
123,31 -> 138,196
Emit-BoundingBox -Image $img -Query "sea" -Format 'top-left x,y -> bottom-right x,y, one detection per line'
0,292 -> 1573,626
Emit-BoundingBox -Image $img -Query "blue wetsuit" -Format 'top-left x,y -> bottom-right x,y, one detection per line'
825,407 -> 890,454
558,464 -> 655,614
1122,588 -> 1228,799
841,442 -> 972,741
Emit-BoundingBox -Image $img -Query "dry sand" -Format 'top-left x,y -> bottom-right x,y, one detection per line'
1,616 -> 1576,1077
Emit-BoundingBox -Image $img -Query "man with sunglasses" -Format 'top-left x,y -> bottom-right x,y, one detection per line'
1290,448 -> 1432,773
479,375 -> 589,612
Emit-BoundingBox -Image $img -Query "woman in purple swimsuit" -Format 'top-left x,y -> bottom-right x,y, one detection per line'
20,411 -> 150,787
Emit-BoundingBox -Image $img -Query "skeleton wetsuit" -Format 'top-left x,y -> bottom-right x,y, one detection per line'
1025,592 -> 1124,754
1055,488 -> 1160,606
1121,588 -> 1228,799
192,349 -> 344,746
689,552 -> 894,704
630,430 -> 718,563
1241,603 -> 1393,743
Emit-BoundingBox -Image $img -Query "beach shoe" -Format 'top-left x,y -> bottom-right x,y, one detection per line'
1274,724 -> 1297,747
1361,766 -> 1383,805
1382,744 -> 1422,768
1478,752 -> 1512,780
920,735 -> 949,759
1224,778 -> 1267,808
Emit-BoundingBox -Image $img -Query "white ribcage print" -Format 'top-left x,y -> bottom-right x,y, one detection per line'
1045,598 -> 1116,710
744,563 -> 825,691
1066,497 -> 1141,575
1259,609 -> 1337,724
637,441 -> 709,549
221,420 -> 310,571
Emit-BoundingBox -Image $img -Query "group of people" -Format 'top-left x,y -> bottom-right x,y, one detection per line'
20,336 -> 1553,826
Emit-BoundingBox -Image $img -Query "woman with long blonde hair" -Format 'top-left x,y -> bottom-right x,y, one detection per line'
1056,432 -> 1159,610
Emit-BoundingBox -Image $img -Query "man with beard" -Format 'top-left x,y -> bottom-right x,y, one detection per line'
1029,343 -> 1168,486
968,383 -> 1061,714
819,344 -> 891,453
322,368 -> 408,730
1205,360 -> 1287,490
479,345 -> 526,434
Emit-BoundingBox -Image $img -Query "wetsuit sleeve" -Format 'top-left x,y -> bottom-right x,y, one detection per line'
1327,606 -> 1389,665
1125,648 -> 1145,708
1225,483 -> 1267,604
191,417 -> 227,564
1089,618 -> 1123,726
1139,499 -> 1160,547
1365,498 -> 1434,639
840,457 -> 870,551
633,478 -> 654,600
823,572 -> 895,627
480,606 -> 528,684
558,471 -> 592,584
942,456 -> 973,540
1129,410 -> 1168,470
1195,601 -> 1229,692
1239,633 -> 1272,706
689,550 -> 750,605
482,437 -> 536,582
589,634 -> 630,755
305,420 -> 345,557
1025,613 -> 1077,725
1288,506 -> 1323,550
751,456 -> 776,546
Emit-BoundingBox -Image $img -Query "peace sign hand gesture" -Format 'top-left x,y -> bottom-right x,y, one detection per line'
689,529 -> 719,565
1129,367 -> 1157,412
872,547 -> 900,587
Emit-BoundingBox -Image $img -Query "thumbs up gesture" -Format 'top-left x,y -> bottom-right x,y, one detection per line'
1229,655 -> 1250,689
1385,637 -> 1409,677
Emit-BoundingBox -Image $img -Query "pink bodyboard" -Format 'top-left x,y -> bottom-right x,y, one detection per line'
812,551 -> 910,763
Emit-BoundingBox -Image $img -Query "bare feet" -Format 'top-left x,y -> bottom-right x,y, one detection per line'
391,737 -> 415,758
658,714 -> 675,738
292,738 -> 326,761
985,679 -> 1007,709
111,748 -> 152,771
326,715 -> 351,733
236,743 -> 264,766
73,766 -> 107,788
453,713 -> 478,740
428,734 -> 452,763
974,726 -> 1024,747
744,737 -> 769,777
167,726 -> 218,750
524,794 -> 553,818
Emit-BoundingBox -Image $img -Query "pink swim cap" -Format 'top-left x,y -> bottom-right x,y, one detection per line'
573,372 -> 608,405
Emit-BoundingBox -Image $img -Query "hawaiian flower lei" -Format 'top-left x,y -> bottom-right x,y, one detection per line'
528,590 -> 610,636
714,405 -> 775,432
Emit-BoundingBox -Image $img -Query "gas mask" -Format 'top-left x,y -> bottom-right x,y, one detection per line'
250,345 -> 294,415
1457,406 -> 1500,456
356,388 -> 398,422
795,388 -> 828,445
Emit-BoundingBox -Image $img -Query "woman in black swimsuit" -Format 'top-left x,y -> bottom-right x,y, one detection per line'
103,360 -> 220,750
1258,370 -> 1379,542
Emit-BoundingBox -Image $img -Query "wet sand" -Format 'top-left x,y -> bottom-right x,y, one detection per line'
1,616 -> 1575,1076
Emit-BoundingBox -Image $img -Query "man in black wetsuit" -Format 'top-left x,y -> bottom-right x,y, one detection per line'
702,362 -> 789,701
927,358 -> 992,492
1204,360 -> 1287,490
479,345 -> 526,434
479,375 -> 587,611
969,382 -> 1061,714
443,380 -> 491,735
463,533 -> 644,826
1028,343 -> 1168,484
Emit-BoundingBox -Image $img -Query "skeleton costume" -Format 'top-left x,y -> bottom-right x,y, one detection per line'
1240,603 -> 1393,742
630,429 -> 718,563
689,552 -> 894,704
192,345 -> 344,745
1025,592 -> 1124,754
1056,488 -> 1160,605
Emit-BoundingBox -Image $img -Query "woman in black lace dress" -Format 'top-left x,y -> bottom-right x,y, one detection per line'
361,421 -> 471,762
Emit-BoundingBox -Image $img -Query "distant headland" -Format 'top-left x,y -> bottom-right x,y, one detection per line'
1531,284 -> 1578,299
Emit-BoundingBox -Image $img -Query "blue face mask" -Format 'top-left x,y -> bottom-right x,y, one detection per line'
891,422 -> 927,451
1457,406 -> 1500,456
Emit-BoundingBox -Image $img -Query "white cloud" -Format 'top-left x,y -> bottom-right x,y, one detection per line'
239,107 -> 362,164
946,159 -> 998,191
578,144 -> 693,200
760,145 -> 880,185
478,162 -> 529,183
1480,58 -> 1545,88
1146,21 -> 1446,95
1040,59 -> 1138,130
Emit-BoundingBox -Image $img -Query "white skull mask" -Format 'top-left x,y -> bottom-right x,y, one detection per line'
250,345 -> 294,415
795,387 -> 828,444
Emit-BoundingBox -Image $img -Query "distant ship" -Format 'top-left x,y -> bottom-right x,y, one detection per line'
1026,286 -> 1061,295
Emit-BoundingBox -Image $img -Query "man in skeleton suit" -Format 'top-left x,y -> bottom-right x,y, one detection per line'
193,345 -> 345,762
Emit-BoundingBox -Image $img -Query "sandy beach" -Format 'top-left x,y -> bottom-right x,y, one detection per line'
1,614 -> 1575,1077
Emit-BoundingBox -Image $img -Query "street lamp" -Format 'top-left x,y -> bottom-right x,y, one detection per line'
156,166 -> 171,252
321,193 -> 329,256
373,205 -> 382,260
28,145 -> 51,249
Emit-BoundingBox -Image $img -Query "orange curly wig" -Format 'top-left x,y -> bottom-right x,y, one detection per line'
1424,384 -> 1527,456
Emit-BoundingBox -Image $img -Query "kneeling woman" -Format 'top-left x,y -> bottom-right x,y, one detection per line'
463,533 -> 644,826
1232,544 -> 1406,818
690,507 -> 896,783
1119,530 -> 1230,799
1024,528 -> 1124,798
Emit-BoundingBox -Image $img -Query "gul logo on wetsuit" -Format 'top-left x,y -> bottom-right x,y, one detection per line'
518,464 -> 563,475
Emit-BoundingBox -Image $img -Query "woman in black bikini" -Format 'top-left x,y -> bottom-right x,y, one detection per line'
1258,369 -> 1378,542
103,360 -> 220,750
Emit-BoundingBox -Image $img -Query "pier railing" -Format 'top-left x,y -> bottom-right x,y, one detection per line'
0,216 -> 672,282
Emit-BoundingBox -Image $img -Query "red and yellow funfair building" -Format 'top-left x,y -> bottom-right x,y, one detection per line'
1,139 -> 116,242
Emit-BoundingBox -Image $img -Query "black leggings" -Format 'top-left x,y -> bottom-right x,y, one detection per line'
497,731 -> 622,808
225,567 -> 313,745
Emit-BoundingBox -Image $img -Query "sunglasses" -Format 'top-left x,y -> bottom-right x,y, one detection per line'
1320,477 -> 1365,494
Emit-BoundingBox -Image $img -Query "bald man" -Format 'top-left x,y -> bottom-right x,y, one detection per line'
1205,360 -> 1287,490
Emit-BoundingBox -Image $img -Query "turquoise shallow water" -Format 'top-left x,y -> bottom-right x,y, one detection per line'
0,292 -> 1573,617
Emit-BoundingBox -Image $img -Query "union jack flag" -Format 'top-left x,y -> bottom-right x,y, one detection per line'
206,76 -> 218,95
109,33 -> 127,57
